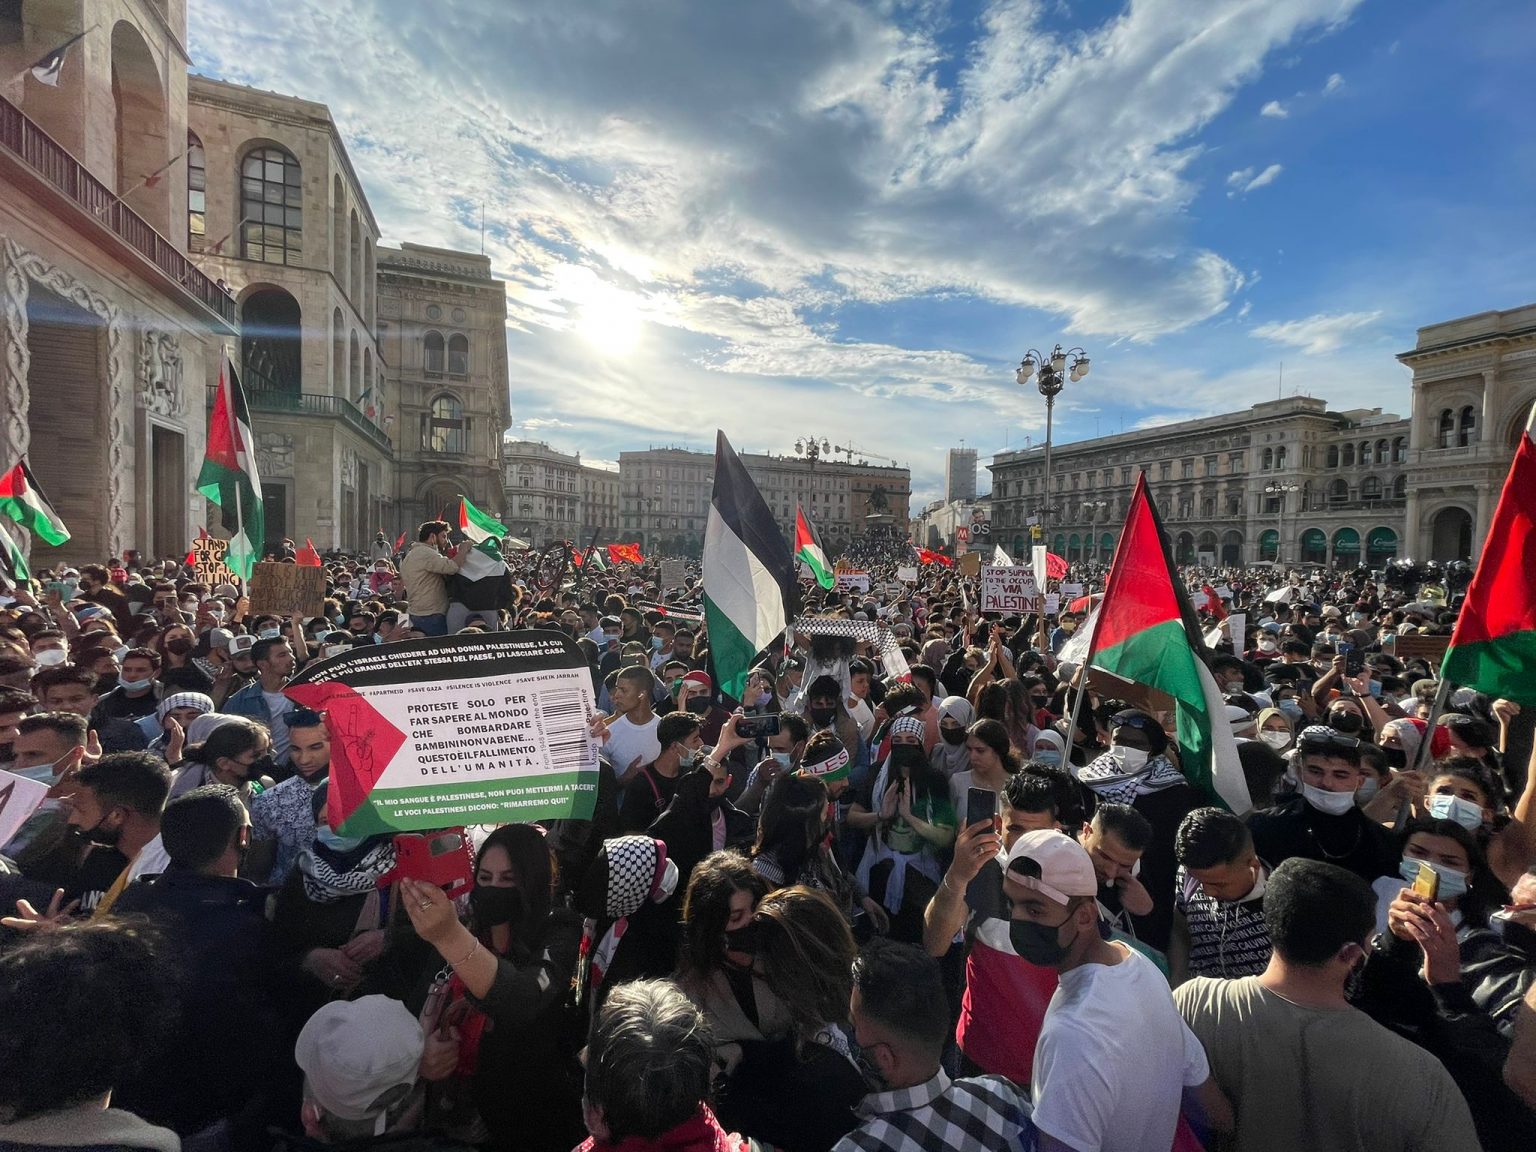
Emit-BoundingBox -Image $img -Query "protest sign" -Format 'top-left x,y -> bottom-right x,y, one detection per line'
1060,582 -> 1085,598
835,571 -> 871,593
1227,613 -> 1246,651
0,769 -> 48,850
248,562 -> 326,618
285,631 -> 600,835
980,565 -> 1040,613
659,559 -> 686,590
1043,593 -> 1061,615
189,535 -> 231,585
1389,634 -> 1450,664
959,551 -> 982,577
896,565 -> 918,583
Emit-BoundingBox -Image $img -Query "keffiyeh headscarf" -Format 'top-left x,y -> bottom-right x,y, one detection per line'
1078,749 -> 1188,805
572,836 -> 678,1003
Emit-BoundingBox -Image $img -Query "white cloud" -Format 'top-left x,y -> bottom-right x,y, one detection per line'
1251,310 -> 1383,354
1260,100 -> 1289,118
1226,163 -> 1284,195
1323,72 -> 1345,94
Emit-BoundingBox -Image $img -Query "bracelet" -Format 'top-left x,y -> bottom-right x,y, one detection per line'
451,938 -> 480,968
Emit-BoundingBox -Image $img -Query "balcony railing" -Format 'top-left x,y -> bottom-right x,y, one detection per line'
0,93 -> 237,328
206,385 -> 393,454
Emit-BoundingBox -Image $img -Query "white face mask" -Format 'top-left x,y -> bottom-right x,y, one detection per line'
1355,777 -> 1381,805
1302,782 -> 1357,816
33,648 -> 68,667
771,751 -> 792,770
1112,745 -> 1149,774
1260,730 -> 1292,751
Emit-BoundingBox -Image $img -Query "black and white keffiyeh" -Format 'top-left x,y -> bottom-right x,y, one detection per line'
296,840 -> 396,903
1077,750 -> 1189,805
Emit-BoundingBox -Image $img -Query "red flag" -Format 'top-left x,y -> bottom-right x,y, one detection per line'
394,531 -> 406,552
184,525 -> 208,567
916,548 -> 954,567
296,538 -> 322,567
607,543 -> 644,566
571,548 -> 584,566
1200,583 -> 1228,621
1045,552 -> 1069,580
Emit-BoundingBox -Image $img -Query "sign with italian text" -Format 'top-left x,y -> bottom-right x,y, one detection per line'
981,565 -> 1040,613
284,632 -> 599,836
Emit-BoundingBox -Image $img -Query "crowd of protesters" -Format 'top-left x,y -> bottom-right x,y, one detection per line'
1,524 -> 1533,1152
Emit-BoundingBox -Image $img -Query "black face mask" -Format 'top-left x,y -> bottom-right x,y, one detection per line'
73,811 -> 123,848
808,706 -> 837,728
724,921 -> 760,956
940,726 -> 966,746
166,638 -> 194,656
891,745 -> 928,775
471,884 -> 525,928
1328,712 -> 1364,735
248,754 -> 276,779
1383,747 -> 1408,770
686,696 -> 711,716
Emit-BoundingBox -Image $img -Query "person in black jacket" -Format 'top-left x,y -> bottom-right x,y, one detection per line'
113,785 -> 291,1148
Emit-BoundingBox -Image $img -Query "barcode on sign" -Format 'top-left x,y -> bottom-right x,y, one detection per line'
537,688 -> 591,773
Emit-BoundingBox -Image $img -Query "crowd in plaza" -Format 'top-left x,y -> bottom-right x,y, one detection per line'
1,522 -> 1533,1152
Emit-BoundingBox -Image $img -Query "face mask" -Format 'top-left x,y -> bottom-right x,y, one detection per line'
651,636 -> 664,650
1427,793 -> 1485,831
1277,699 -> 1303,720
686,696 -> 710,716
257,628 -> 280,641
754,691 -> 771,708
677,747 -> 698,769
1302,782 -> 1357,816
1032,750 -> 1062,768
1399,856 -> 1468,901
808,706 -> 837,728
723,921 -> 760,956
1260,730 -> 1292,751
118,676 -> 153,693
33,649 -> 67,667
1366,680 -> 1382,698
1328,712 -> 1364,735
1258,640 -> 1277,653
891,745 -> 927,775
166,637 -> 194,656
940,726 -> 966,746
1489,911 -> 1536,955
1380,631 -> 1396,643
1009,914 -> 1078,967
603,632 -> 621,645
471,884 -> 525,928
73,811 -> 122,848
1349,613 -> 1366,624
1355,776 -> 1381,805
1111,745 -> 1149,774
315,825 -> 366,853
771,751 -> 792,770
1383,747 -> 1408,770
112,645 -> 130,662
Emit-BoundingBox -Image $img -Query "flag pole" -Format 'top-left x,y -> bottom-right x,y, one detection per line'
1062,584 -> 1106,770
95,150 -> 188,217
1410,675 -> 1455,775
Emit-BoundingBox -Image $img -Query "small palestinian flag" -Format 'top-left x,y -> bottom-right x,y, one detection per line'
0,458 -> 70,546
0,525 -> 30,584
196,354 -> 264,579
795,504 -> 834,590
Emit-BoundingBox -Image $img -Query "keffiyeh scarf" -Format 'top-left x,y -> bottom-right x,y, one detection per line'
1077,750 -> 1188,805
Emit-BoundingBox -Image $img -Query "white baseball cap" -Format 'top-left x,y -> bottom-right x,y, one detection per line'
295,996 -> 423,1124
1006,830 -> 1098,905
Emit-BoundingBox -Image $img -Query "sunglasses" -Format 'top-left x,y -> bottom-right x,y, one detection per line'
1298,733 -> 1360,754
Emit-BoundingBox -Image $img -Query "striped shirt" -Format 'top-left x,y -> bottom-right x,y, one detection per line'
1175,864 -> 1273,979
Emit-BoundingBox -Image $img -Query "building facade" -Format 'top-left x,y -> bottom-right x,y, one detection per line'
378,243 -> 508,533
188,74 -> 393,551
944,447 -> 977,504
617,446 -> 911,556
0,1 -> 237,564
988,396 -> 1411,568
1397,304 -> 1536,561
912,496 -> 991,553
580,463 -> 621,546
503,439 -> 585,548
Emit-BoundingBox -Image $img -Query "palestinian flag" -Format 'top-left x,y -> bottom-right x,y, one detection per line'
795,504 -> 834,589
587,547 -> 607,572
1085,474 -> 1250,813
703,431 -> 801,701
196,354 -> 264,579
1442,402 -> 1536,705
0,459 -> 69,546
457,494 -> 505,558
0,525 -> 29,584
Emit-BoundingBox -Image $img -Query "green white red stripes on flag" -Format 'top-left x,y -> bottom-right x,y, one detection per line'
795,503 -> 834,589
0,458 -> 70,546
457,494 -> 506,558
703,431 -> 802,702
1442,402 -> 1536,705
1085,473 -> 1251,813
196,353 -> 264,580
0,525 -> 30,584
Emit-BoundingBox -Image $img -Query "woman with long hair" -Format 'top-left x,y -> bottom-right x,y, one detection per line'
945,718 -> 1019,824
399,824 -> 585,1152
153,622 -> 213,694
167,715 -> 273,806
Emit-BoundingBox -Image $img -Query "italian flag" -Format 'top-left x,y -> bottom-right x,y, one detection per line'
1442,403 -> 1536,705
703,431 -> 802,701
458,494 -> 505,558
795,503 -> 834,589
197,356 -> 264,579
1085,474 -> 1251,813
0,458 -> 70,547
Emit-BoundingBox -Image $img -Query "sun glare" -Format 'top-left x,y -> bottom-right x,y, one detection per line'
556,264 -> 644,354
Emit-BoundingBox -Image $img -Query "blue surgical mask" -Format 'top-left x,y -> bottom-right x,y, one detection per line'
677,747 -> 698,768
1033,750 -> 1063,768
771,751 -> 792,770
1399,856 -> 1468,901
651,636 -> 664,650
1427,793 -> 1485,831
1278,699 -> 1303,720
1367,680 -> 1382,697
315,826 -> 366,853
118,676 -> 153,693
257,628 -> 280,641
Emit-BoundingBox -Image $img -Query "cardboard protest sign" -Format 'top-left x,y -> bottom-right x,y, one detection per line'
189,535 -> 231,585
285,631 -> 599,835
835,571 -> 871,593
0,769 -> 48,849
660,559 -> 686,590
980,565 -> 1040,613
896,565 -> 918,583
1389,634 -> 1450,664
248,562 -> 326,618
959,551 -> 982,577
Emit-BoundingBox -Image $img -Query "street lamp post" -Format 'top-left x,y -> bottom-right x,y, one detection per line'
1082,500 -> 1108,560
1017,345 -> 1090,552
1264,482 -> 1300,564
795,437 -> 831,467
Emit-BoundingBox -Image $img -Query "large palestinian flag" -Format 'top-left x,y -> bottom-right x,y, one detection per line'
1442,402 -> 1536,705
1086,474 -> 1251,813
0,458 -> 69,546
795,503 -> 834,589
196,354 -> 263,579
703,431 -> 801,701
457,494 -> 506,558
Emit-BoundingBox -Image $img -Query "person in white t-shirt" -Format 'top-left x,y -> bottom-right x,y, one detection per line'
601,665 -> 662,784
1005,830 -> 1233,1152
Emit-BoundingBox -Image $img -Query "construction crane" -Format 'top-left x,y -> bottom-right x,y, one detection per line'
829,440 -> 900,467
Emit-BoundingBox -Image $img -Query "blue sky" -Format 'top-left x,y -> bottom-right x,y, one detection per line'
188,0 -> 1536,506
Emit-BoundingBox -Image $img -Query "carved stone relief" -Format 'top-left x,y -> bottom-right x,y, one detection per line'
257,432 -> 295,479
137,330 -> 184,417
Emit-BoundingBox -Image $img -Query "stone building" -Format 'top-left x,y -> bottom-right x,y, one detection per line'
502,439 -> 584,548
988,396 -> 1411,568
913,496 -> 991,554
0,0 -> 236,564
944,447 -> 977,503
378,242 -> 508,532
1397,303 -> 1536,561
187,74 -> 392,551
580,463 -> 620,546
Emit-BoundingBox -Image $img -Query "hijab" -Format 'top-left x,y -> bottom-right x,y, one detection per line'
932,695 -> 976,776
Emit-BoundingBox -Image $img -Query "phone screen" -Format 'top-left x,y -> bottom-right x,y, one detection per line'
966,786 -> 998,831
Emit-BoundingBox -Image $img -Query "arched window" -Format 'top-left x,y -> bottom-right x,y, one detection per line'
1360,441 -> 1373,465
1326,445 -> 1339,469
1438,409 -> 1456,449
1458,405 -> 1476,447
447,334 -> 469,377
1393,437 -> 1406,463
1341,444 -> 1355,467
1393,474 -> 1407,500
240,146 -> 302,265
1261,448 -> 1273,470
187,131 -> 205,246
1375,439 -> 1389,464
349,331 -> 360,400
1328,479 -> 1349,504
1360,476 -> 1382,501
429,394 -> 466,454
349,210 -> 361,306
331,308 -> 344,394
332,177 -> 347,290
424,331 -> 445,375
1275,445 -> 1287,469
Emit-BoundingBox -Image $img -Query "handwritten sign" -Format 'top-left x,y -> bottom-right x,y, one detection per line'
1060,582 -> 1085,598
659,559 -> 686,590
247,562 -> 327,618
189,535 -> 231,586
1043,593 -> 1061,615
896,566 -> 918,583
981,566 -> 1040,613
835,571 -> 871,593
